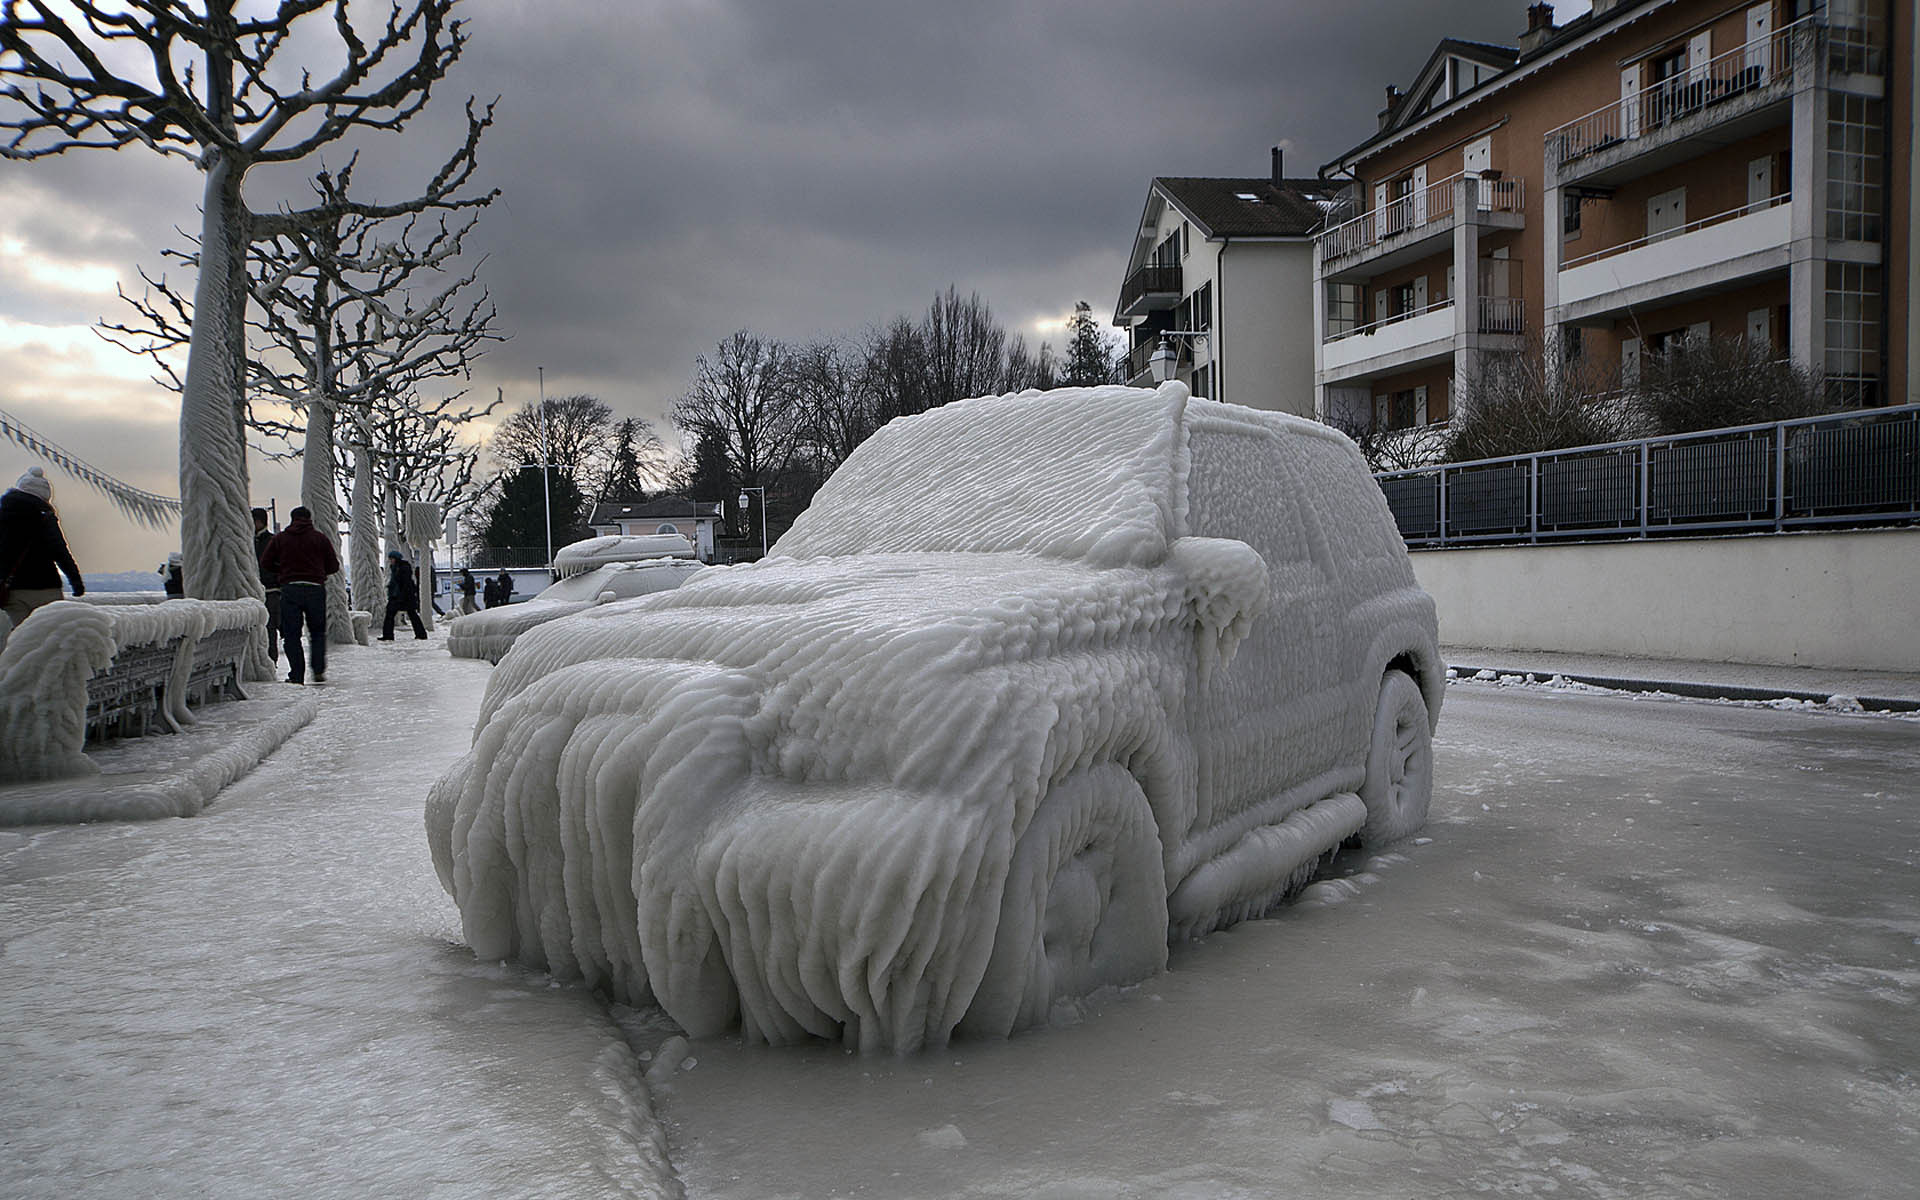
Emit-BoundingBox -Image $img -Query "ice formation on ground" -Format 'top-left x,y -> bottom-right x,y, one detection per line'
0,598 -> 266,783
446,561 -> 706,664
427,383 -> 1440,1052
554,534 -> 697,578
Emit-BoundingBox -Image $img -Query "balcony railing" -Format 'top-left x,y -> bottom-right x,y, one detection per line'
1317,173 -> 1524,267
1118,263 -> 1181,316
1563,192 -> 1792,270
1374,402 -> 1920,546
1547,19 -> 1816,171
1327,297 -> 1453,343
1478,296 -> 1524,335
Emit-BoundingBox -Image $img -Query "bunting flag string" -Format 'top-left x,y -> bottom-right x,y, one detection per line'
0,406 -> 183,528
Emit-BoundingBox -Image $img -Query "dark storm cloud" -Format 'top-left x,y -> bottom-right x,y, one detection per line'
410,0 -> 1539,420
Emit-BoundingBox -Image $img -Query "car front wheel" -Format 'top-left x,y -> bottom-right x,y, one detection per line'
1359,669 -> 1433,847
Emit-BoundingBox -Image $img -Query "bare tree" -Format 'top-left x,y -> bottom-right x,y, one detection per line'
672,331 -> 799,492
3,0 -> 474,614
486,394 -> 617,495
1447,340 -> 1641,462
1633,335 -> 1826,434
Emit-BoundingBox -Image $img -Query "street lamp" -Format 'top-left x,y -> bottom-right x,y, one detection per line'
1148,331 -> 1209,384
737,486 -> 767,560
536,366 -> 553,569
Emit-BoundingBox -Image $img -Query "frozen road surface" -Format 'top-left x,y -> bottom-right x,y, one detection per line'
659,684 -> 1920,1200
3,652 -> 1916,1199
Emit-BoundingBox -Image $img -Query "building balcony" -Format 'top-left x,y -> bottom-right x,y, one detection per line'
1125,334 -> 1195,385
1118,263 -> 1182,318
1545,19 -> 1819,188
1316,174 -> 1524,283
1558,195 -> 1792,322
1321,302 -> 1457,382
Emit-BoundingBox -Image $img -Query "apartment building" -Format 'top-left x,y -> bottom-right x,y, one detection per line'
1113,153 -> 1339,415
1313,0 -> 1911,436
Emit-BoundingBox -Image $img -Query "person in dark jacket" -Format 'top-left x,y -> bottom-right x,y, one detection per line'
1,466 -> 84,629
381,549 -> 427,640
253,507 -> 280,663
259,505 -> 340,684
494,570 -> 514,607
482,573 -> 500,609
160,552 -> 184,598
456,567 -> 478,615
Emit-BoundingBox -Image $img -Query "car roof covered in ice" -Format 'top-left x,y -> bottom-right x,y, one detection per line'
777,382 -> 1193,568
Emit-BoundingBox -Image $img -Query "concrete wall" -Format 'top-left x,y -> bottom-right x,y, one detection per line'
1408,528 -> 1920,670
1219,240 -> 1316,416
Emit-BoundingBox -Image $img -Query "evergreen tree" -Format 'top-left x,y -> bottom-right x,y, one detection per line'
600,418 -> 662,502
480,467 -> 587,566
1061,300 -> 1119,387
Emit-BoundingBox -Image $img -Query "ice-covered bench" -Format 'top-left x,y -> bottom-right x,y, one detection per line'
0,598 -> 265,782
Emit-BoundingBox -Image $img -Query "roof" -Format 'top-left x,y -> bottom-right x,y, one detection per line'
589,496 -> 724,524
1323,0 -> 1672,176
1152,176 -> 1342,239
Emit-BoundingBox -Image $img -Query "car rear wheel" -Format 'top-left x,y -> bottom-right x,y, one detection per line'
958,763 -> 1168,1039
1359,669 -> 1433,847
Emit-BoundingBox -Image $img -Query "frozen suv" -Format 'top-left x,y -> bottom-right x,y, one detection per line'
427,383 -> 1441,1052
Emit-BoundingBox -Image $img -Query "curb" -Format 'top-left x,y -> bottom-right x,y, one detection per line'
1447,664 -> 1920,715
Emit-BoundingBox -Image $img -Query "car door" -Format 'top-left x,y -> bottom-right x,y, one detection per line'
1178,407 -> 1338,838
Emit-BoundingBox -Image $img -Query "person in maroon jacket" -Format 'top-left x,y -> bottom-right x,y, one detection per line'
259,505 -> 340,684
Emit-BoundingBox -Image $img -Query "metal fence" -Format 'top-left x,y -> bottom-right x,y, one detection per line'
1376,403 -> 1920,547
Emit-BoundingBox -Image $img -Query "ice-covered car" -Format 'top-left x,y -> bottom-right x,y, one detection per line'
427,382 -> 1442,1052
446,558 -> 705,663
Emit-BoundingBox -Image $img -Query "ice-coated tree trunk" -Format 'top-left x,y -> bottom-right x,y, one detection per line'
178,155 -> 271,680
350,439 -> 381,643
300,401 -> 354,645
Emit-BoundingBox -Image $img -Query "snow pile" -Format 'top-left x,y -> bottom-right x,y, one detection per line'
553,533 -> 697,578
76,591 -> 170,606
427,383 -> 1439,1052
0,598 -> 267,782
446,560 -> 704,663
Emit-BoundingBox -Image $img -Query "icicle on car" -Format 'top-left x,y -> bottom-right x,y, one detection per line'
425,383 -> 1442,1052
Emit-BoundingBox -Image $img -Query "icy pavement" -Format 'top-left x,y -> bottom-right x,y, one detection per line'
658,686 -> 1920,1199
0,635 -> 675,1199
5,648 -> 1918,1198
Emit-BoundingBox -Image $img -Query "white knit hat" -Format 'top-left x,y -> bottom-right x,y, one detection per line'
13,466 -> 52,501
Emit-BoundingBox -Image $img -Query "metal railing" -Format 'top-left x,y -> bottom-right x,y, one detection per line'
1127,334 -> 1193,381
1375,402 -> 1920,546
1317,173 -> 1523,265
1547,18 -> 1815,170
1477,295 -> 1524,335
1326,297 -> 1453,343
1562,192 -> 1790,270
1118,263 -> 1182,314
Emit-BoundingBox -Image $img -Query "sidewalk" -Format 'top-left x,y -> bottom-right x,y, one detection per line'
1440,644 -> 1920,712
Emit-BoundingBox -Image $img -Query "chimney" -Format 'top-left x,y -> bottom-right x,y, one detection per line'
1519,2 -> 1557,53
1271,145 -> 1284,184
1378,85 -> 1402,131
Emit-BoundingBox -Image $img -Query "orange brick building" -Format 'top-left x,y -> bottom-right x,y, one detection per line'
1313,0 -> 1911,434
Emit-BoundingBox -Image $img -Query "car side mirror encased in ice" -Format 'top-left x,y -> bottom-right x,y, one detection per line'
1165,536 -> 1270,685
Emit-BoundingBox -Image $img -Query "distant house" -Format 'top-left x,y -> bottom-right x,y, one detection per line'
1113,151 -> 1345,415
588,497 -> 724,563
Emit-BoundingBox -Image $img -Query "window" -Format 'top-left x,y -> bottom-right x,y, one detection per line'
1326,282 -> 1363,337
656,523 -> 678,535
1372,387 -> 1428,432
1384,175 -> 1414,234
1390,282 -> 1417,319
1562,191 -> 1583,236
1181,220 -> 1191,259
1826,93 -> 1884,242
1824,261 -> 1882,405
1177,280 -> 1213,333
1190,363 -> 1213,400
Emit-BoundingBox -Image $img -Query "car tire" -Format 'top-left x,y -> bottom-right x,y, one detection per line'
1359,669 -> 1433,847
958,763 -> 1168,1039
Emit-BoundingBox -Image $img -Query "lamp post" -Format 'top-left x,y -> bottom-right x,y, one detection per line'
536,366 -> 553,569
737,486 -> 767,560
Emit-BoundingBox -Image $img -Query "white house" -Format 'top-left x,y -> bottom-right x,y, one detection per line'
588,497 -> 724,563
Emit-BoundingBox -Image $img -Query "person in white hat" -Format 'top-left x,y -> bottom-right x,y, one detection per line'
1,466 -> 85,628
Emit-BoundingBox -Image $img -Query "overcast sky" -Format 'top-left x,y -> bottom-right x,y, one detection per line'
0,0 -> 1591,572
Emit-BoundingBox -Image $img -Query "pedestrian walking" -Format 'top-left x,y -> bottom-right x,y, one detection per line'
482,573 -> 500,609
160,552 -> 184,598
494,570 -> 514,607
259,505 -> 340,685
1,466 -> 84,629
253,507 -> 281,663
456,567 -> 478,616
381,549 -> 427,640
